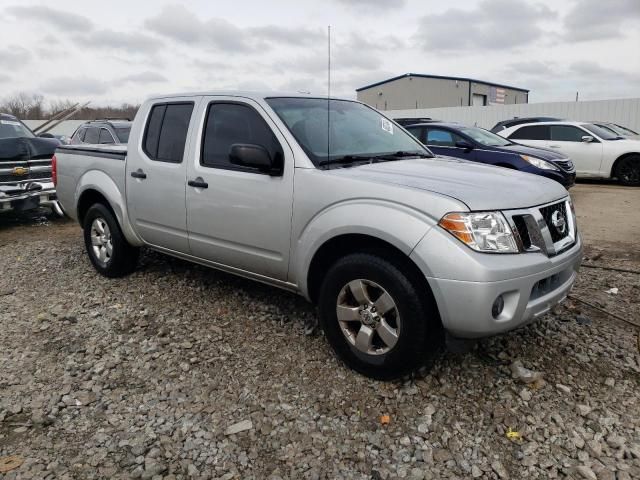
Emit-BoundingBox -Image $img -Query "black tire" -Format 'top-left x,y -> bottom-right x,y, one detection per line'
615,155 -> 640,186
83,203 -> 139,277
318,253 -> 442,380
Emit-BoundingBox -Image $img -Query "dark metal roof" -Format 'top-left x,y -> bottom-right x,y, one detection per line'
356,73 -> 529,93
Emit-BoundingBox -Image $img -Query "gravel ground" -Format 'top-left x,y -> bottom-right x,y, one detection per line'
1,205 -> 639,479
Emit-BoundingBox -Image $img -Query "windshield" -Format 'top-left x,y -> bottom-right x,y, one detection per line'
115,126 -> 131,143
595,124 -> 619,136
607,124 -> 638,136
0,118 -> 35,139
582,123 -> 620,140
459,126 -> 512,146
265,97 -> 432,166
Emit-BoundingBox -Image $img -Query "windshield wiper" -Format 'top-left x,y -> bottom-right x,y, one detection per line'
318,151 -> 432,168
318,154 -> 375,167
376,150 -> 432,159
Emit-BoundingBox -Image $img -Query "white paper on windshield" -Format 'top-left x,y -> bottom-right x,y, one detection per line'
381,118 -> 394,134
0,120 -> 21,126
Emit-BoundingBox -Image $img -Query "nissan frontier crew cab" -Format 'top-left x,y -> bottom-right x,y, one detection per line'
54,92 -> 583,380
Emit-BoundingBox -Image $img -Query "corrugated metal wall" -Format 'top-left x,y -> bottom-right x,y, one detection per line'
23,120 -> 86,137
23,97 -> 640,137
387,98 -> 640,132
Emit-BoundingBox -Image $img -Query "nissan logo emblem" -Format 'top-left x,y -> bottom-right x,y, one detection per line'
551,210 -> 567,234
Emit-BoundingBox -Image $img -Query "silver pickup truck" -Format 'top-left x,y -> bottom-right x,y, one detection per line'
55,92 -> 582,379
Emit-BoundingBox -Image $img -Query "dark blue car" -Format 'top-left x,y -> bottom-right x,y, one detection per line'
405,122 -> 576,188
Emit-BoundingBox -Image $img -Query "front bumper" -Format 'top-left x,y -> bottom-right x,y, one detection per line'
430,240 -> 581,337
0,182 -> 61,214
411,219 -> 583,338
542,169 -> 576,189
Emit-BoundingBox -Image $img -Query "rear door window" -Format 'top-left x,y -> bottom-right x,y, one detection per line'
73,128 -> 86,142
426,129 -> 456,146
508,125 -> 550,140
84,127 -> 100,144
115,126 -> 131,143
143,102 -> 194,163
99,129 -> 115,144
406,126 -> 424,143
550,125 -> 586,142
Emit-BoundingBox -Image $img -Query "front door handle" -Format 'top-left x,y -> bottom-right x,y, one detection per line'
188,178 -> 208,189
548,145 -> 561,148
130,169 -> 147,179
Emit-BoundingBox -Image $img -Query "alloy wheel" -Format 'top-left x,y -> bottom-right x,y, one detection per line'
619,158 -> 640,184
90,217 -> 113,265
336,279 -> 401,355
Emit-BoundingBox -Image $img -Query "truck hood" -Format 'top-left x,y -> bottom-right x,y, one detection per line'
330,156 -> 568,211
0,137 -> 59,162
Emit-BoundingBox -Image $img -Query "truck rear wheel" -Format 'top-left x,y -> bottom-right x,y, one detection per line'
318,253 -> 442,380
83,203 -> 139,277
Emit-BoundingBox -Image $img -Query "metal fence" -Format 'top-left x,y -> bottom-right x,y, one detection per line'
387,97 -> 640,132
23,120 -> 86,137
23,97 -> 640,137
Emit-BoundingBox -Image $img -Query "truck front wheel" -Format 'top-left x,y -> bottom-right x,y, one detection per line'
83,203 -> 139,278
318,253 -> 442,380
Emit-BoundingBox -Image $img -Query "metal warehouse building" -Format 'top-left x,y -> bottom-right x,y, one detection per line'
356,73 -> 529,110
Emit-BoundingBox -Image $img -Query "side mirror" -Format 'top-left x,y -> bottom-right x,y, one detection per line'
38,133 -> 55,138
229,144 -> 282,176
581,135 -> 594,143
455,140 -> 474,150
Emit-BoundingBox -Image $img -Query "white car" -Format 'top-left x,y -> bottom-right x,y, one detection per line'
498,121 -> 640,186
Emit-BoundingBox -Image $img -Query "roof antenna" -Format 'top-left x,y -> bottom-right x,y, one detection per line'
327,25 -> 331,162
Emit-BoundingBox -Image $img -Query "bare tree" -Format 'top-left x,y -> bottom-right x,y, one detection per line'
1,93 -> 139,120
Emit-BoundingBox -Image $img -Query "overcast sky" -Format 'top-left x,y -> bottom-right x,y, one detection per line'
1,0 -> 639,107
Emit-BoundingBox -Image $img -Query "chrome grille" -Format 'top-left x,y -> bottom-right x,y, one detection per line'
512,215 -> 531,249
539,201 -> 569,243
506,198 -> 576,257
553,159 -> 574,171
0,160 -> 52,184
0,169 -> 51,183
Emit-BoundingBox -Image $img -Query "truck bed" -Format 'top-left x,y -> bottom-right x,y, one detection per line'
55,144 -> 128,221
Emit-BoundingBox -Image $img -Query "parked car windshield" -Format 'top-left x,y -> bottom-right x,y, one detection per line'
266,97 -> 432,166
0,118 -> 35,139
114,126 -> 131,143
582,124 -> 620,140
613,124 -> 638,135
459,126 -> 512,147
602,123 -> 638,136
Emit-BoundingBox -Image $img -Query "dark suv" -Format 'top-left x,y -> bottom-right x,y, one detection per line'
70,119 -> 132,145
406,122 -> 576,188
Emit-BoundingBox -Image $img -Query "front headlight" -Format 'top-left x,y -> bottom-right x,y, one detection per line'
520,154 -> 559,171
438,212 -> 519,253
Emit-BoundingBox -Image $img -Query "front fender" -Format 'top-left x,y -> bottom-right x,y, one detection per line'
75,170 -> 143,246
292,199 -> 438,298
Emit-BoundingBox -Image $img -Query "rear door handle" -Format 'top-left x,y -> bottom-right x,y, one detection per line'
130,169 -> 147,179
188,178 -> 208,189
548,145 -> 561,148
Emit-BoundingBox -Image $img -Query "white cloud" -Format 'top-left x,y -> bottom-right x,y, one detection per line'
79,29 -> 162,54
415,0 -> 556,51
563,0 -> 640,41
120,72 -> 167,84
1,0 -> 638,104
5,5 -> 93,32
40,77 -> 108,96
